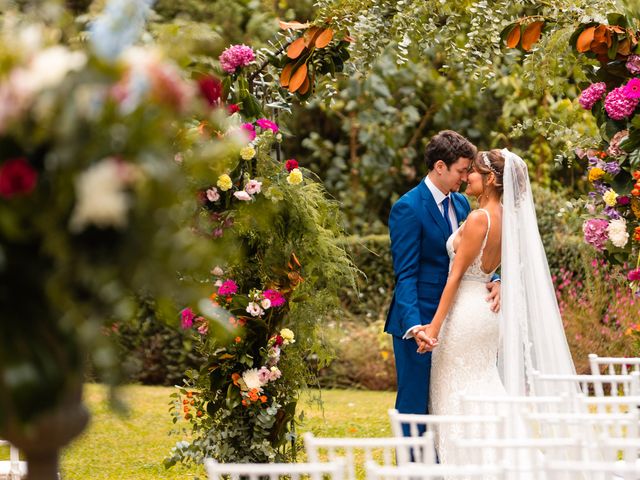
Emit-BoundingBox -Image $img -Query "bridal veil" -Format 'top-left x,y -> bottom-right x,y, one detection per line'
498,149 -> 577,396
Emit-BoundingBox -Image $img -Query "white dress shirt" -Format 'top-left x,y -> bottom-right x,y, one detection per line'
403,176 -> 458,340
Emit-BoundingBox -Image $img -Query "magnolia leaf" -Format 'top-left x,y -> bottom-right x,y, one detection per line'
504,24 -> 521,49
315,28 -> 334,49
287,37 -> 306,60
278,19 -> 310,30
576,26 -> 596,52
280,63 -> 293,87
298,75 -> 311,95
288,63 -> 308,93
521,21 -> 544,51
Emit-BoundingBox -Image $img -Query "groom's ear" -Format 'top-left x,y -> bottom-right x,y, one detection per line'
434,159 -> 446,173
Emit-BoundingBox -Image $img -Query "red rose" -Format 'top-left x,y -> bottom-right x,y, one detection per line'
197,76 -> 222,107
275,335 -> 284,347
227,103 -> 240,114
285,159 -> 299,172
0,157 -> 37,198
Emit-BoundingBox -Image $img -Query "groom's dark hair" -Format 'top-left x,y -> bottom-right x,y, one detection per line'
424,130 -> 477,171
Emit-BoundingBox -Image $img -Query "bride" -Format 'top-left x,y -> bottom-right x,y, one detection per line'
415,148 -> 576,463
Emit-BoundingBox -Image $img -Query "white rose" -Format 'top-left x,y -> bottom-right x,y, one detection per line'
607,218 -> 629,248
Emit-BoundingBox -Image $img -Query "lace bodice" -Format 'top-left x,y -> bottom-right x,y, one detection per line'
446,208 -> 498,283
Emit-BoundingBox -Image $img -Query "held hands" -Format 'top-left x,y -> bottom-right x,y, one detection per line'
486,281 -> 501,313
414,324 -> 439,354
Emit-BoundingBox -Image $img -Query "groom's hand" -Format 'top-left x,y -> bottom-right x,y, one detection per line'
415,325 -> 439,354
486,281 -> 501,313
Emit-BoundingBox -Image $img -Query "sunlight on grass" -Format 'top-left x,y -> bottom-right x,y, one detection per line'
58,384 -> 395,479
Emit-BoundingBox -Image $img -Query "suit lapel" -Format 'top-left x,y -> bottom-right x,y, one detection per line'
418,180 -> 450,239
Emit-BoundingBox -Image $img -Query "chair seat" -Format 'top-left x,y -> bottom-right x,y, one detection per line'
0,459 -> 28,478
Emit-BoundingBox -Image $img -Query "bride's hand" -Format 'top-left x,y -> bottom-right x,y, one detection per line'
416,325 -> 439,354
486,281 -> 501,313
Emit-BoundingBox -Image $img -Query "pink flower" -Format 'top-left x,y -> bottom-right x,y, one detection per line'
263,289 -> 286,307
0,158 -> 38,198
245,179 -> 262,195
629,268 -> 640,282
583,218 -> 609,251
206,187 -> 220,202
579,82 -> 607,110
197,75 -> 222,107
218,279 -> 238,296
258,367 -> 271,384
604,86 -> 639,120
196,317 -> 208,335
241,123 -> 256,141
285,159 -> 299,172
627,55 -> 640,74
233,190 -> 252,201
219,44 -> 255,73
180,308 -> 195,329
256,118 -> 279,133
624,78 -> 640,99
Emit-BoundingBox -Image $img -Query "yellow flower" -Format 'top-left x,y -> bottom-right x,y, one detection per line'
588,167 -> 605,183
286,168 -> 303,185
240,146 -> 255,160
280,328 -> 295,344
217,174 -> 232,191
603,189 -> 618,207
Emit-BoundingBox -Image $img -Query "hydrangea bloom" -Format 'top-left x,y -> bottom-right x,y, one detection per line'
578,82 -> 607,110
583,218 -> 610,250
627,54 -> 640,75
604,86 -> 639,120
218,279 -> 238,296
219,44 -> 255,73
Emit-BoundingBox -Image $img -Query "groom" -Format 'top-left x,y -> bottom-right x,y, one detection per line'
385,130 -> 500,419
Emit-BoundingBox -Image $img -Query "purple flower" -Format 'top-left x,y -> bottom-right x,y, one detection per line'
603,206 -> 621,219
627,55 -> 640,75
579,82 -> 607,110
624,78 -> 640,99
603,161 -> 621,175
180,308 -> 195,329
263,289 -> 286,307
218,279 -> 239,296
255,118 -> 279,133
583,218 -> 610,251
592,180 -> 608,195
604,86 -> 639,120
219,44 -> 255,73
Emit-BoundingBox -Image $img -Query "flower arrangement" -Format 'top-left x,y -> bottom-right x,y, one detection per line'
572,15 -> 640,294
0,0 -> 240,475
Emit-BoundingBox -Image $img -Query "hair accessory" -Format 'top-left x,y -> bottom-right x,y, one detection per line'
482,152 -> 500,176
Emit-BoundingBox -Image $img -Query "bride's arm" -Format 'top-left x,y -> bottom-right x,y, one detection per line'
417,210 -> 488,352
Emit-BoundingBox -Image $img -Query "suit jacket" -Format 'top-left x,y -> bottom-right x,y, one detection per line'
385,179 -> 471,338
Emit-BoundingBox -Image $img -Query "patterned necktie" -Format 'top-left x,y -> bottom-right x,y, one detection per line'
441,196 -> 453,236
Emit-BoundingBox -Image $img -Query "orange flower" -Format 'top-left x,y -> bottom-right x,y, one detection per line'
248,389 -> 259,401
633,171 -> 640,180
260,395 -> 267,403
197,410 -> 203,417
235,336 -> 242,343
183,405 -> 190,413
634,226 -> 640,242
226,296 -> 232,303
242,399 -> 248,407
182,399 -> 189,405
190,399 -> 195,406
632,188 -> 640,197
231,373 -> 241,386
187,391 -> 193,398
184,414 -> 191,420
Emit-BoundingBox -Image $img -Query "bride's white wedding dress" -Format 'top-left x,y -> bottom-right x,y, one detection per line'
429,208 -> 506,464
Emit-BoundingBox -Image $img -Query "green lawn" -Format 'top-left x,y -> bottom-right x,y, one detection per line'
57,384 -> 395,479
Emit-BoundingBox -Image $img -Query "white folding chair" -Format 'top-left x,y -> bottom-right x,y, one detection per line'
303,432 -> 435,480
579,395 -> 640,416
590,355 -> 640,397
596,437 -> 640,464
544,459 -> 640,480
460,394 -> 571,436
454,437 -> 587,477
532,371 -> 640,397
0,440 -> 26,480
388,409 -> 505,440
204,459 -> 345,480
365,460 -> 506,480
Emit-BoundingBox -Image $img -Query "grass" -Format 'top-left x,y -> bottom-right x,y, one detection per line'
54,384 -> 395,479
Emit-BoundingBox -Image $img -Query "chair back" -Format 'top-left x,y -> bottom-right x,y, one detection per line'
204,459 -> 344,480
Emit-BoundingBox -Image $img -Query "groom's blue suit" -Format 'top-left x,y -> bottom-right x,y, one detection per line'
385,179 -> 471,415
